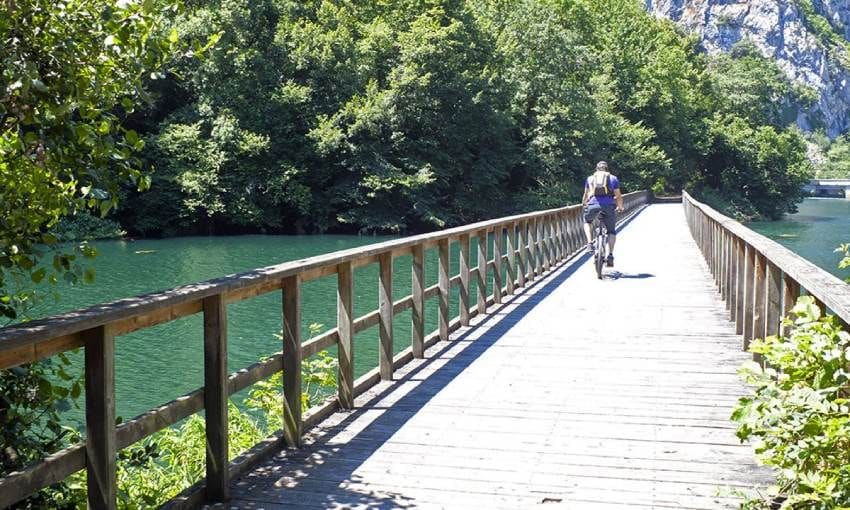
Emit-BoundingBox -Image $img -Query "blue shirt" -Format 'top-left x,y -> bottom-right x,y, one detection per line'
585,173 -> 620,206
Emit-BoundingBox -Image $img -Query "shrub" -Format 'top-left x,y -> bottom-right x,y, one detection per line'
732,296 -> 850,508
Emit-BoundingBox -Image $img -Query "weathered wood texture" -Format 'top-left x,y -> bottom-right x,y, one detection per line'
684,191 -> 850,330
0,192 -> 652,508
219,204 -> 769,509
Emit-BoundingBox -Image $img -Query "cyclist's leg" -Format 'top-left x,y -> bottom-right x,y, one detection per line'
583,204 -> 601,246
601,206 -> 617,254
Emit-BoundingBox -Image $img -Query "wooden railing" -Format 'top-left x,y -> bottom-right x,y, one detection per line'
683,191 -> 850,350
0,191 -> 650,509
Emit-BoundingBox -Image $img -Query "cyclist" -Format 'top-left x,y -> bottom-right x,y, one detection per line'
582,161 -> 625,266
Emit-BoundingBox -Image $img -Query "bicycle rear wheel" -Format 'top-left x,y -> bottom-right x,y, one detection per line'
594,229 -> 605,279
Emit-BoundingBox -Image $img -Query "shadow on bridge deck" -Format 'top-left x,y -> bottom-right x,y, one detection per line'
210,204 -> 769,510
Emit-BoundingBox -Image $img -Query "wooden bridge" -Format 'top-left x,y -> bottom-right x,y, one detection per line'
2,192 -> 849,509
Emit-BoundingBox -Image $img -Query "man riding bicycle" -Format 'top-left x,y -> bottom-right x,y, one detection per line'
582,161 -> 624,267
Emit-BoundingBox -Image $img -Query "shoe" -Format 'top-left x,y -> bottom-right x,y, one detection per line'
586,243 -> 594,254
606,254 -> 614,267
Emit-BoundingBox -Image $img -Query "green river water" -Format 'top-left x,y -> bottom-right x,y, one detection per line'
30,234 -> 493,427
749,198 -> 850,279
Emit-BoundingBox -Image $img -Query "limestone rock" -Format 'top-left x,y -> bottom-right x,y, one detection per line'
644,0 -> 850,137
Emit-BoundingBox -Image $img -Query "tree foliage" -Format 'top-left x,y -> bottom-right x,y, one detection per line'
119,0 -> 813,237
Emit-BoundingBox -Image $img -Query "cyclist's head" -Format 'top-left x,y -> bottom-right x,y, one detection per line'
596,161 -> 608,172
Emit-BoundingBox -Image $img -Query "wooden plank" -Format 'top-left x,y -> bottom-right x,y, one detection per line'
337,262 -> 354,409
203,294 -> 229,501
742,244 -> 755,349
459,234 -> 471,326
379,252 -> 394,381
781,273 -> 800,337
300,330 -> 338,360
0,332 -> 84,370
752,253 -> 766,346
0,444 -> 85,509
765,263 -> 782,339
735,238 -> 745,335
506,223 -> 516,296
223,279 -> 283,304
85,325 -> 116,509
438,239 -> 450,341
282,275 -> 302,447
424,283 -> 439,301
493,227 -> 503,304
727,233 -> 737,318
541,218 -> 550,271
518,220 -> 528,287
117,388 -> 205,450
112,300 -> 203,336
299,263 -> 338,283
476,230 -> 487,314
411,244 -> 425,358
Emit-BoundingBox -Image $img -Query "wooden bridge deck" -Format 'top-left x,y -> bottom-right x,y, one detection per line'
217,204 -> 769,509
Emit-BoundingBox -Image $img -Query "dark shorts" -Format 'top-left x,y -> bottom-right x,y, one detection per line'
584,203 -> 617,234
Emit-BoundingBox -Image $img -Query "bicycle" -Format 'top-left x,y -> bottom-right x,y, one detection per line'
591,216 -> 608,279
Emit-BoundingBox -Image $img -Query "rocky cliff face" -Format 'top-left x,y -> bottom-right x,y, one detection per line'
644,0 -> 850,138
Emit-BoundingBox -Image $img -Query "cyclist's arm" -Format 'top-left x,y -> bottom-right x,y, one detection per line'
581,185 -> 590,206
614,188 -> 624,212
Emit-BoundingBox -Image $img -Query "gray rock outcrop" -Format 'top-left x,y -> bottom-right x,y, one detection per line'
644,0 -> 850,138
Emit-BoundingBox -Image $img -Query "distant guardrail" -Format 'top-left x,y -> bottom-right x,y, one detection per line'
803,179 -> 850,198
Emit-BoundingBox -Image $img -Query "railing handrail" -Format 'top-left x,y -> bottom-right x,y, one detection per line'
0,198 -> 628,354
683,191 -> 850,324
0,191 -> 651,509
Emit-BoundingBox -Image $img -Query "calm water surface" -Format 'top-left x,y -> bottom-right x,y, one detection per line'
30,234 -> 488,426
749,198 -> 850,278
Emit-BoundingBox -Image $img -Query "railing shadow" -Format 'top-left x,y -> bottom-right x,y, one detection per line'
220,207 -> 649,509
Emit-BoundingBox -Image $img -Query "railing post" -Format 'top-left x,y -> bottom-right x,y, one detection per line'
541,218 -> 550,271
506,223 -> 516,295
493,227 -> 503,303
476,230 -> 487,314
85,324 -> 117,510
743,245 -> 755,348
780,273 -> 800,337
728,236 -> 739,322
752,253 -> 767,351
765,262 -> 782,339
725,231 -> 734,313
378,252 -> 394,381
337,261 -> 354,409
572,210 -> 582,253
720,227 -> 726,293
735,239 -> 746,335
282,275 -> 302,447
203,294 -> 229,499
438,239 -> 450,341
528,217 -> 540,281
459,233 -> 471,326
411,244 -> 425,358
518,221 -> 528,288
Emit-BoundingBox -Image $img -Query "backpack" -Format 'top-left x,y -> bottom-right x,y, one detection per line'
590,172 -> 614,198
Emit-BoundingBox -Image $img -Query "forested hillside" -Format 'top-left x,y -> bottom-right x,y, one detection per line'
116,0 -> 813,236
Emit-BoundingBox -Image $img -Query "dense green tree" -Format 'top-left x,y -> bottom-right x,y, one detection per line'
117,0 -> 815,235
817,135 -> 850,178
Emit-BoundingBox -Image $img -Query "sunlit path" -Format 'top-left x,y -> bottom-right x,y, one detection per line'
219,204 -> 770,509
